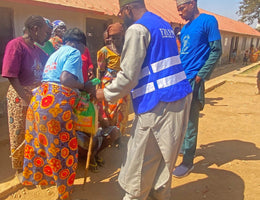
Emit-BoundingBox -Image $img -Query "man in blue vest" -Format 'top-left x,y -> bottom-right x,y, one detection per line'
96,0 -> 192,199
172,0 -> 222,178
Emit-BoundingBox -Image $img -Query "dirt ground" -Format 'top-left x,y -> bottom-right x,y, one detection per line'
1,63 -> 260,200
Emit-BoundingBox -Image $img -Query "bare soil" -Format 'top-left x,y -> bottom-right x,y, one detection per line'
2,64 -> 260,200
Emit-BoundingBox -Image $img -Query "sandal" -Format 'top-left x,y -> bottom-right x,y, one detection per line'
89,162 -> 99,173
95,156 -> 105,167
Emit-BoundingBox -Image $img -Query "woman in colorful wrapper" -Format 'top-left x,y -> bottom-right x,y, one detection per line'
1,15 -> 49,173
22,28 -> 93,200
97,22 -> 130,136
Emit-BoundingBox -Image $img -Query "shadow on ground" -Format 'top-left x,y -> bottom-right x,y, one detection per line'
0,141 -> 16,183
199,97 -> 225,118
171,140 -> 260,200
70,137 -> 128,200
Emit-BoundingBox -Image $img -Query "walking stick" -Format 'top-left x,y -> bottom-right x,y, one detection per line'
82,130 -> 93,187
82,103 -> 98,188
83,73 -> 100,188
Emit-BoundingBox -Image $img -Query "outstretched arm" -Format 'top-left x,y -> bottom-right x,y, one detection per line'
96,24 -> 150,102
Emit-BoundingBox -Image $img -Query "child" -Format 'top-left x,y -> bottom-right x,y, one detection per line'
243,50 -> 249,65
230,49 -> 237,63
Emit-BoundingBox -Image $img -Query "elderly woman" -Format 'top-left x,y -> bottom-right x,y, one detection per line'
22,28 -> 92,200
97,23 -> 130,135
1,15 -> 49,171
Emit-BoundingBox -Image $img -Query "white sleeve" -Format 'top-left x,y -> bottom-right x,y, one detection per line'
104,24 -> 151,102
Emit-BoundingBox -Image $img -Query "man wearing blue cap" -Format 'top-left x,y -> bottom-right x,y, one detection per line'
173,0 -> 222,178
95,0 -> 192,199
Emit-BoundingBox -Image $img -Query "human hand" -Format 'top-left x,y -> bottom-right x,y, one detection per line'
88,69 -> 94,80
23,96 -> 31,106
83,81 -> 96,95
195,75 -> 202,83
96,89 -> 105,101
24,90 -> 33,105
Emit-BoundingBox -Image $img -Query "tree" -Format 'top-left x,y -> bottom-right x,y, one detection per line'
236,0 -> 260,25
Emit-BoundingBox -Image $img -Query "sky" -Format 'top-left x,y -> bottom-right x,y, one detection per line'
197,0 -> 258,28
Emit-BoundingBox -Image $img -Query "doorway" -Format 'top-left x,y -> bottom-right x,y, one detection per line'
229,36 -> 239,63
85,18 -> 112,72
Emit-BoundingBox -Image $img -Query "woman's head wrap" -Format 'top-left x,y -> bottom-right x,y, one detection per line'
52,20 -> 66,32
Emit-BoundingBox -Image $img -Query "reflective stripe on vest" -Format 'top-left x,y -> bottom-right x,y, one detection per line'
139,55 -> 181,79
132,55 -> 184,99
132,70 -> 186,99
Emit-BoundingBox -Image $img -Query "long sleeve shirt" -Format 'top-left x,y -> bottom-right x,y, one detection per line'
197,40 -> 222,80
104,24 -> 150,103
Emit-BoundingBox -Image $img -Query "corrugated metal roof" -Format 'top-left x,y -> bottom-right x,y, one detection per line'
6,0 -> 260,36
199,9 -> 260,36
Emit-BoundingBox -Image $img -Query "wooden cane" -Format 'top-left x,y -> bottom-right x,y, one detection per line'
96,66 -> 100,80
82,132 -> 93,188
83,83 -> 99,187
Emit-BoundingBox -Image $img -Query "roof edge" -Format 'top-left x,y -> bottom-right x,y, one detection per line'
4,0 -> 107,16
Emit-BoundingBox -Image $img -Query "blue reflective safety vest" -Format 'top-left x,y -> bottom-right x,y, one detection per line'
131,12 -> 192,114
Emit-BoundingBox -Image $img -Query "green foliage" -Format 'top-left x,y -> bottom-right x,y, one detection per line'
236,0 -> 260,25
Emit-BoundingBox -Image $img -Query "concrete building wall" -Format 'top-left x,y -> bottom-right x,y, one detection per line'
220,33 -> 232,64
219,31 -> 260,64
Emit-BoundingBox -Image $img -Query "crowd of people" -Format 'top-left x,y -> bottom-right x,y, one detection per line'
1,14 -> 128,200
0,0 -> 225,199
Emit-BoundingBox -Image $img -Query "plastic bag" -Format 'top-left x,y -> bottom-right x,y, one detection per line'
74,91 -> 97,135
